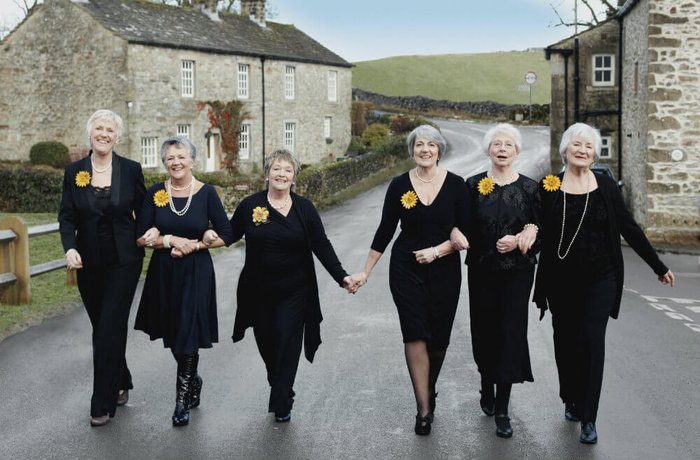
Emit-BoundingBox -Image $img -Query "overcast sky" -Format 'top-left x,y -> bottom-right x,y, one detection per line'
0,0 -> 606,61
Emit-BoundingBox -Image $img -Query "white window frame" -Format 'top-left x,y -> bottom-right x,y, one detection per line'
239,123 -> 251,160
600,136 -> 612,159
324,117 -> 332,139
327,70 -> 337,102
238,63 -> 249,99
177,124 -> 191,139
141,137 -> 158,167
181,60 -> 194,97
592,54 -> 615,87
285,66 -> 295,100
284,122 -> 296,153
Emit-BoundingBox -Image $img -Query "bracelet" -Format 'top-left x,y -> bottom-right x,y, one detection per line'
163,234 -> 172,248
432,246 -> 440,260
195,242 -> 200,251
523,223 -> 539,233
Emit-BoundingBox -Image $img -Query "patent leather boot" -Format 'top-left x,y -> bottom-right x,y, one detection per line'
172,355 -> 194,427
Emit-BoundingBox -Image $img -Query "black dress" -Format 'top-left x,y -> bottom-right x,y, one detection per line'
370,171 -> 468,350
464,172 -> 541,384
135,183 -> 233,354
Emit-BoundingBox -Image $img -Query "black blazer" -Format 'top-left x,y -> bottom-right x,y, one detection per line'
58,152 -> 146,268
533,172 -> 668,319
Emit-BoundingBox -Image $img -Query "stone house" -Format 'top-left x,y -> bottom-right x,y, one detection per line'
0,0 -> 353,171
545,0 -> 699,245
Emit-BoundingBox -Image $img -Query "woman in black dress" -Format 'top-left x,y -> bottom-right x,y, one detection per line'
534,122 -> 675,444
135,136 -> 233,426
59,109 -> 153,427
230,149 -> 355,423
459,123 -> 540,438
352,125 -> 468,435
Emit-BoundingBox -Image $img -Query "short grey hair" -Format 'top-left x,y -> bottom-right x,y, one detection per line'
264,148 -> 301,179
406,125 -> 447,160
85,109 -> 124,148
160,136 -> 197,163
482,123 -> 522,154
559,122 -> 602,165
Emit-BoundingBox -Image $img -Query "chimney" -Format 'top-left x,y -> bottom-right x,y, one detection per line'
240,0 -> 266,27
192,0 -> 220,21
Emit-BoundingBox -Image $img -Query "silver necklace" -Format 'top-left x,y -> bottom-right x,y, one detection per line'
167,177 -> 195,217
267,194 -> 290,210
557,172 -> 590,259
487,169 -> 517,185
414,167 -> 438,183
91,158 -> 112,173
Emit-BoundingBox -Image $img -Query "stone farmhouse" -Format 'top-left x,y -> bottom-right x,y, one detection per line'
545,0 -> 699,245
0,0 -> 353,171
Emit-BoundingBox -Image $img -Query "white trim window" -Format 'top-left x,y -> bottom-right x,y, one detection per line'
285,66 -> 295,100
141,137 -> 158,167
238,63 -> 249,99
324,117 -> 332,139
327,70 -> 337,102
181,60 -> 194,97
600,136 -> 612,159
592,54 -> 615,86
239,123 -> 250,160
284,122 -> 296,153
177,124 -> 191,139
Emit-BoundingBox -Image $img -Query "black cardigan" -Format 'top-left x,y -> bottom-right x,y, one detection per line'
533,172 -> 668,319
58,152 -> 146,268
230,190 -> 348,363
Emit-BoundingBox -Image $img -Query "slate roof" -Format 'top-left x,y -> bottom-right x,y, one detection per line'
73,0 -> 352,67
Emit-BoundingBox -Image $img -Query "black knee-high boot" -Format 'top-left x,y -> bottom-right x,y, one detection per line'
172,354 -> 195,426
187,353 -> 202,410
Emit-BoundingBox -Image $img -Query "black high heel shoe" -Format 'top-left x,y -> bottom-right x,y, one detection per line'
414,412 -> 432,435
479,390 -> 495,416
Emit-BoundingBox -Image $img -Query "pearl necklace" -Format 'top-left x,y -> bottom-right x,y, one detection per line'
167,177 -> 195,217
267,194 -> 290,210
414,167 -> 438,183
557,172 -> 590,259
91,158 -> 112,173
487,169 -> 517,185
169,179 -> 193,191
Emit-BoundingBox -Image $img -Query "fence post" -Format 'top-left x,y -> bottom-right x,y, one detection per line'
0,216 -> 30,305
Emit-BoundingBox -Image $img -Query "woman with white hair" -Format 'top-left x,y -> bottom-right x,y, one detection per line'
59,109 -> 152,426
352,125 -> 469,435
534,122 -> 675,444
457,123 -> 541,439
135,136 -> 233,426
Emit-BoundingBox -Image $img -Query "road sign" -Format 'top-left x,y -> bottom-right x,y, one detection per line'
525,71 -> 537,85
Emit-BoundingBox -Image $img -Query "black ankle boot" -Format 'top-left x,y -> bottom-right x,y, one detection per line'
187,353 -> 202,410
495,414 -> 513,438
172,355 -> 195,427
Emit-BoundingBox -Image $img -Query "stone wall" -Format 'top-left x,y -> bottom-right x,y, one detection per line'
0,0 -> 129,160
352,89 -> 549,123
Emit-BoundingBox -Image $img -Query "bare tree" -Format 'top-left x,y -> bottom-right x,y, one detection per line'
550,0 -> 620,29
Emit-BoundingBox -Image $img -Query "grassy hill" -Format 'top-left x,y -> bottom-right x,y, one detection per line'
352,50 -> 551,105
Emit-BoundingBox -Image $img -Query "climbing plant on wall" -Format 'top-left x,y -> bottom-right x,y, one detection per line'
200,99 -> 250,173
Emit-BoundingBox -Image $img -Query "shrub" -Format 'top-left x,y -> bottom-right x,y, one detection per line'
361,123 -> 390,151
374,134 -> 408,158
346,136 -> 368,155
0,165 -> 63,212
29,141 -> 70,168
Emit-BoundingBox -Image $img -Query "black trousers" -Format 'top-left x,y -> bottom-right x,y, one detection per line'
253,289 -> 307,417
549,269 -> 616,423
77,260 -> 141,417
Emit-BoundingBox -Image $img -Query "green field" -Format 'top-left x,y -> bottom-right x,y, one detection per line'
352,50 -> 551,105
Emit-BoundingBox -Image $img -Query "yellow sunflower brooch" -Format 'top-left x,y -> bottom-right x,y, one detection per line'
153,189 -> 169,207
401,191 -> 418,209
252,206 -> 270,225
478,177 -> 495,196
75,171 -> 91,187
542,175 -> 562,192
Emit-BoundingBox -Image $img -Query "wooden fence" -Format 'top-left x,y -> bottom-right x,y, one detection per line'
0,216 -> 75,305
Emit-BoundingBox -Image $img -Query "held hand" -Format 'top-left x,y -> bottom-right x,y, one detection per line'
658,270 -> 675,287
202,229 -> 219,246
450,227 -> 470,250
349,272 -> 368,293
170,236 -> 199,256
65,248 -> 83,270
496,235 -> 518,254
515,227 -> 537,255
413,247 -> 439,264
141,227 -> 160,247
342,276 -> 361,294
170,247 -> 184,258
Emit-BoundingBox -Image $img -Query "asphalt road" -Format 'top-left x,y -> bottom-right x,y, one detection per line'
1,120 -> 699,459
